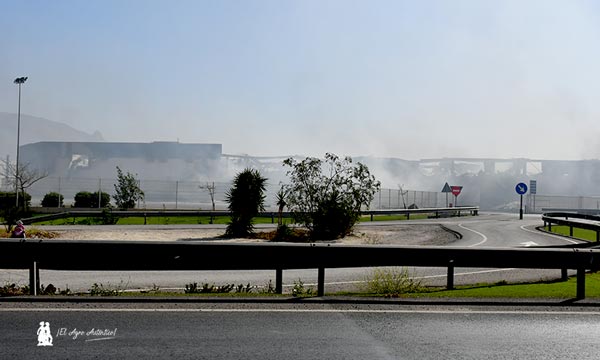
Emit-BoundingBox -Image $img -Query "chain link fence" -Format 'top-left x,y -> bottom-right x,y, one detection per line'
23,175 -> 600,212
527,194 -> 600,213
16,176 -> 446,211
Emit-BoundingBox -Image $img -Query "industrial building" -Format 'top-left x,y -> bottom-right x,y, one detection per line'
19,141 -> 223,181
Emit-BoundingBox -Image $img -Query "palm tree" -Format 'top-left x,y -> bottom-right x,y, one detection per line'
225,168 -> 267,237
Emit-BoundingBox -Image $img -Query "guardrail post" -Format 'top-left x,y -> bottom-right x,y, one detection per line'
570,226 -> 574,237
447,260 -> 454,290
317,267 -> 325,296
29,261 -> 39,296
596,231 -> 599,243
577,268 -> 586,299
548,222 -> 552,231
275,269 -> 283,294
370,214 -> 373,221
561,269 -> 568,281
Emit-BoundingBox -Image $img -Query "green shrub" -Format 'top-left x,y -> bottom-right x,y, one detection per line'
274,224 -> 293,241
364,267 -> 423,297
0,191 -> 31,210
89,282 -> 125,296
74,191 -> 110,208
41,192 -> 64,207
74,191 -> 93,208
283,153 -> 380,240
259,280 -> 277,294
225,168 -> 267,238
100,207 -> 118,225
292,279 -> 313,297
235,283 -> 254,293
0,283 -> 29,297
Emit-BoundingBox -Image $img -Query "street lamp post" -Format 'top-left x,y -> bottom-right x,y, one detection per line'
13,76 -> 27,209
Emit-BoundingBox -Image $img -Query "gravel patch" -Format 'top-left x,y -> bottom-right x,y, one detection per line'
53,224 -> 459,246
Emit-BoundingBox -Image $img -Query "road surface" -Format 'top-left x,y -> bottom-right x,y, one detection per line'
2,302 -> 600,359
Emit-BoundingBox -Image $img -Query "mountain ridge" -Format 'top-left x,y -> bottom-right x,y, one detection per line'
0,112 -> 104,158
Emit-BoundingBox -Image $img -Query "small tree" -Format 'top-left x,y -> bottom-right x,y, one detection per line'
225,168 -> 267,238
1,159 -> 48,211
200,182 -> 217,224
113,166 -> 144,210
276,186 -> 287,227
283,153 -> 380,240
199,182 -> 216,211
0,191 -> 31,231
41,192 -> 64,207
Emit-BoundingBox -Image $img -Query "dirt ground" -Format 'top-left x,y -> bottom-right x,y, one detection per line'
52,224 -> 459,246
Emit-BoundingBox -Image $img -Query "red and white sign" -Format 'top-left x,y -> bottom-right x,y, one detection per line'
451,186 -> 463,197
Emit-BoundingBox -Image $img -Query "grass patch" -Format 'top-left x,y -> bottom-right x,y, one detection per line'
361,214 -> 430,222
31,215 -> 293,226
4,273 -> 600,299
544,225 -> 597,242
360,212 -> 475,222
29,212 -> 474,226
347,272 -> 600,299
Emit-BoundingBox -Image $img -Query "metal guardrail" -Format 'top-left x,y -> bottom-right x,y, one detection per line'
542,208 -> 600,216
542,212 -> 600,242
20,206 -> 479,224
1,240 -> 596,299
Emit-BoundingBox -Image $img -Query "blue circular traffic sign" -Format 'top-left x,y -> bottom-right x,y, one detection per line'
516,182 -> 528,195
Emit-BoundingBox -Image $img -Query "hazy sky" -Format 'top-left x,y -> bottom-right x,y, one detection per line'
1,0 -> 600,160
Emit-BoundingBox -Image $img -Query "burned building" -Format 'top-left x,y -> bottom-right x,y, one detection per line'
19,141 -> 223,181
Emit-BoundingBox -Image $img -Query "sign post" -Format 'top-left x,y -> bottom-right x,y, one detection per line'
530,180 -> 537,213
516,182 -> 528,220
451,186 -> 463,207
441,182 -> 452,207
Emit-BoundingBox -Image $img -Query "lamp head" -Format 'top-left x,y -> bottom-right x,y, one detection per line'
13,77 -> 28,85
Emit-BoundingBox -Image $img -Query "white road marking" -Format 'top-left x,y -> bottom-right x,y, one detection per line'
0,308 -> 599,315
290,269 -> 518,287
458,223 -> 488,247
519,225 -> 579,244
520,241 -> 539,247
123,268 -> 520,291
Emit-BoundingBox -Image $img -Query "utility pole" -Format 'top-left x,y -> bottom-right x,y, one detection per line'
13,76 -> 28,209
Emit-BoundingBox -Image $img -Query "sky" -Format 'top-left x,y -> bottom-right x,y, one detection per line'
1,0 -> 600,160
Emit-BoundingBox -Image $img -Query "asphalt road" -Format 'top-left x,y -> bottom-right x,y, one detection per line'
2,302 -> 600,359
0,212 -> 584,293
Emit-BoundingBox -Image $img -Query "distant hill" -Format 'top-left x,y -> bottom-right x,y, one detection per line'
0,112 -> 104,159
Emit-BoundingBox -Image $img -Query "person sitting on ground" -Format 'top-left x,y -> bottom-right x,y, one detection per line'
11,220 -> 26,239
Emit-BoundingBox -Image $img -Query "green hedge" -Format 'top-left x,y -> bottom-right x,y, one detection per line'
74,191 -> 111,208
